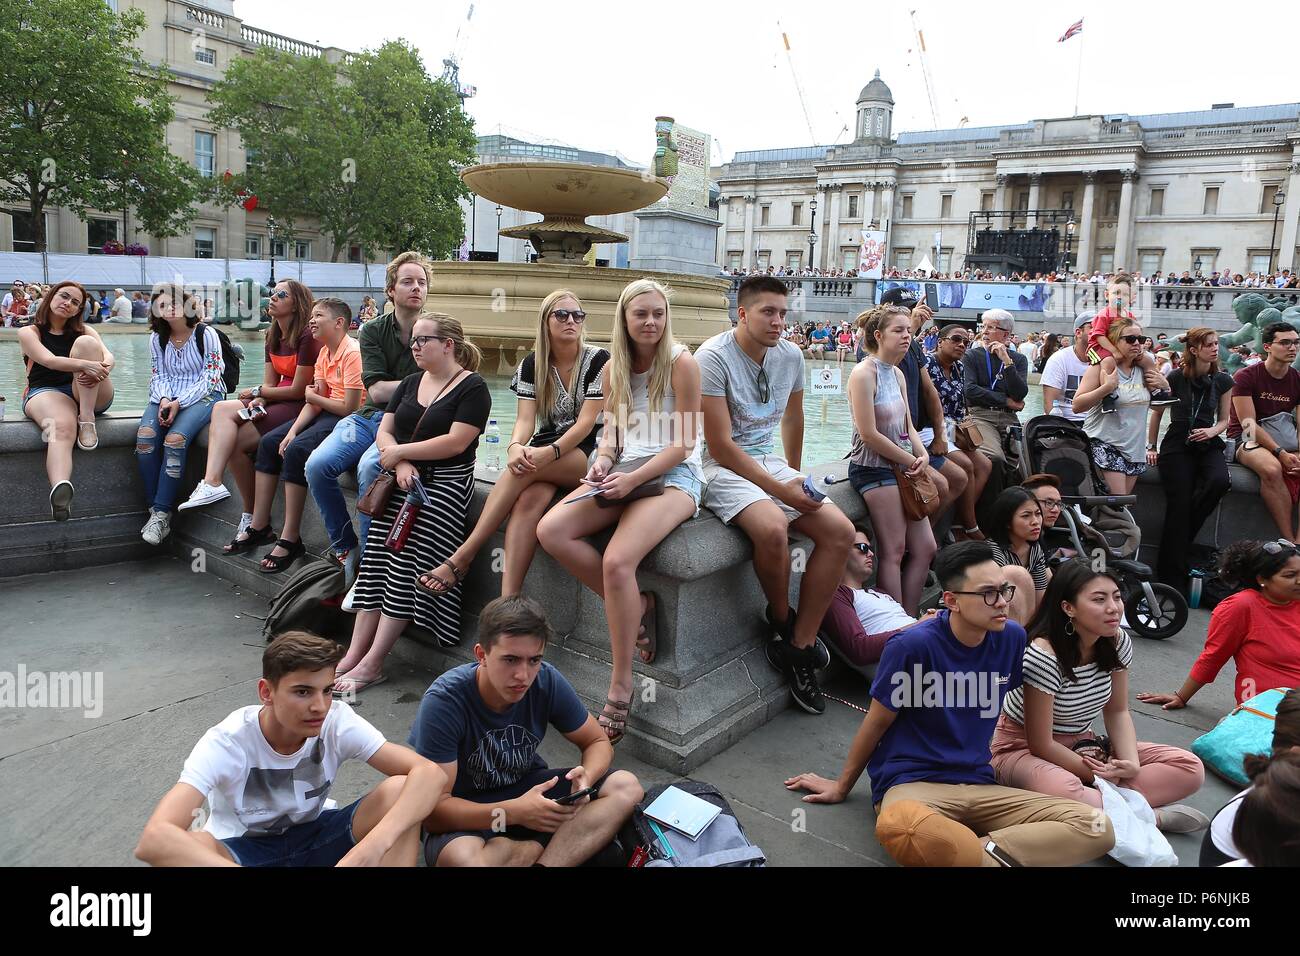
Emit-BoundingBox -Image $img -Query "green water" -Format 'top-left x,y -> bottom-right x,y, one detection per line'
0,335 -> 1043,467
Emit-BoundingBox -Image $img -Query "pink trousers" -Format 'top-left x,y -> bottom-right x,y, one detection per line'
989,714 -> 1204,810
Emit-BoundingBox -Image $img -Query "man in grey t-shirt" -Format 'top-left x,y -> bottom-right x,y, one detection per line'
697,276 -> 854,716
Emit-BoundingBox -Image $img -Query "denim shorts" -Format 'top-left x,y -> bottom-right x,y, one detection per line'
22,383 -> 115,415
848,462 -> 898,494
664,462 -> 703,513
220,798 -> 361,867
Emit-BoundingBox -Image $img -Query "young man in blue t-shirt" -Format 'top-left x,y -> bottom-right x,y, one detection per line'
410,595 -> 644,866
786,541 -> 1115,866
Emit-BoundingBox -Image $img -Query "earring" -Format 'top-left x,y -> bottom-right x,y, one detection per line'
1064,617 -> 1076,637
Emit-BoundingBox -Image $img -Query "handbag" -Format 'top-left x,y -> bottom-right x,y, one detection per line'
1257,411 -> 1299,453
594,456 -> 666,508
1191,687 -> 1292,787
891,463 -> 941,521
953,416 -> 983,452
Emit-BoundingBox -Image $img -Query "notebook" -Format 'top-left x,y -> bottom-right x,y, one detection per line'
643,785 -> 722,840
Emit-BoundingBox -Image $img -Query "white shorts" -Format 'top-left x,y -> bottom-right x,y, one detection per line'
702,453 -> 806,525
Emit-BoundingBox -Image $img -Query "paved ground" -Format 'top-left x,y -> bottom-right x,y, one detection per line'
0,557 -> 1238,867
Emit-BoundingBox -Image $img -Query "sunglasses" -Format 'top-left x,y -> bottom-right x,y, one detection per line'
551,309 -> 587,324
411,334 -> 449,350
945,335 -> 971,346
1118,334 -> 1148,345
852,543 -> 872,554
950,584 -> 1017,606
756,365 -> 771,404
271,290 -> 290,300
1263,539 -> 1298,555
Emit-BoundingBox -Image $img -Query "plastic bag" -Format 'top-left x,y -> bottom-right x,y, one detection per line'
1096,779 -> 1178,867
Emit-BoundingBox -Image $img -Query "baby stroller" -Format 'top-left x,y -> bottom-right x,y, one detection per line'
1018,415 -> 1188,640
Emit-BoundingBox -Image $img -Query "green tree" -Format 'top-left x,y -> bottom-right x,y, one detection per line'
0,0 -> 201,251
208,40 -> 476,262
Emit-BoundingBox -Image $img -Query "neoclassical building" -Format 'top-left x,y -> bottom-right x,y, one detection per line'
714,71 -> 1300,278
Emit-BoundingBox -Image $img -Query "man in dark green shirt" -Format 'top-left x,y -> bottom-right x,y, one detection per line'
305,252 -> 430,563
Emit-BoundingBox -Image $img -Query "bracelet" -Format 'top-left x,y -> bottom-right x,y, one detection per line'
553,444 -> 562,461
507,441 -> 522,452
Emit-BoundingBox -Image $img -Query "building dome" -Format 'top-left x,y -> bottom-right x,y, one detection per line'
857,70 -> 894,106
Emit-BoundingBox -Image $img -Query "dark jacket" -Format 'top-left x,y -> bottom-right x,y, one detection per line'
963,345 -> 1029,410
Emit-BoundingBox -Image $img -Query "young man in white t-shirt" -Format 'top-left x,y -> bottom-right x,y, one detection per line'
1040,313 -> 1094,423
135,631 -> 445,866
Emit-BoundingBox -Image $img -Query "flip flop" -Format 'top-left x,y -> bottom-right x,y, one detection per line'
76,421 -> 99,451
332,674 -> 388,698
636,592 -> 657,665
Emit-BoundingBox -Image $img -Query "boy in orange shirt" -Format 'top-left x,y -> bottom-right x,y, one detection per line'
255,298 -> 367,573
1086,273 -> 1176,412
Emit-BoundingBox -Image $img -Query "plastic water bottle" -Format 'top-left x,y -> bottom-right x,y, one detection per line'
0,396 -> 6,421
485,420 -> 501,471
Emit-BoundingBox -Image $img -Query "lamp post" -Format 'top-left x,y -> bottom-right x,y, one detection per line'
495,205 -> 502,260
1270,189 -> 1287,275
268,216 -> 278,284
807,197 -> 818,271
1063,218 -> 1076,273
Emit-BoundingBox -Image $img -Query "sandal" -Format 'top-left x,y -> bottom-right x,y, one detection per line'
224,523 -> 276,555
76,420 -> 99,451
954,526 -> 985,542
596,697 -> 631,745
636,592 -> 657,664
259,538 -> 306,574
416,558 -> 465,596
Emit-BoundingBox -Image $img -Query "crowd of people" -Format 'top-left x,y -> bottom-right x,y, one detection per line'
12,258 -> 1300,868
726,264 -> 1300,289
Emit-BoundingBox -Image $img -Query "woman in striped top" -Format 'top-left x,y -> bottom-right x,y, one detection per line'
991,560 -> 1208,832
136,284 -> 226,547
984,486 -> 1050,624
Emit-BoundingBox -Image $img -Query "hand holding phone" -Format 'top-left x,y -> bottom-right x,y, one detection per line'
554,786 -> 597,806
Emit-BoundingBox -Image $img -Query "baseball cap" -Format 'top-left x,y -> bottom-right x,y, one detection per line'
1073,311 -> 1095,331
880,286 -> 919,309
875,800 -> 987,867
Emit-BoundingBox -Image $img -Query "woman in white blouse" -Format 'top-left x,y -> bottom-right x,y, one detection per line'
990,559 -> 1209,833
136,284 -> 226,547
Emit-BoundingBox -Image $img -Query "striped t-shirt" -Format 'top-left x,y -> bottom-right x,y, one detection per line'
1002,629 -> 1134,734
989,540 -> 1050,592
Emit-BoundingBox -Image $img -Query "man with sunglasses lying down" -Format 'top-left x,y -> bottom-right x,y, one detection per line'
786,541 -> 1116,867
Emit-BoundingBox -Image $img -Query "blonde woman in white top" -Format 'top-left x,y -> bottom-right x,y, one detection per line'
538,278 -> 703,744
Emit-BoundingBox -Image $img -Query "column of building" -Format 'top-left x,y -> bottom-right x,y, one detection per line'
880,180 -> 896,263
1026,172 -> 1042,228
1077,171 -> 1097,273
827,186 -> 843,272
995,174 -> 1009,213
715,197 -> 729,266
1278,160 -> 1300,272
1114,169 -> 1138,272
742,195 -> 756,269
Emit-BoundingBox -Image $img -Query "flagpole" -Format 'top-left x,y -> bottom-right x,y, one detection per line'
1073,22 -> 1084,116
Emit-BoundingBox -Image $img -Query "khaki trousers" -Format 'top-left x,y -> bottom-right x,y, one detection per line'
970,407 -> 1021,465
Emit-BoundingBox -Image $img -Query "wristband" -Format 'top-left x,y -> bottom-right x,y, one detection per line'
507,441 -> 522,452
553,444 -> 562,460
1275,446 -> 1285,459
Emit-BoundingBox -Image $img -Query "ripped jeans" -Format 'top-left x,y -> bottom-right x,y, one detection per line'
136,391 -> 223,513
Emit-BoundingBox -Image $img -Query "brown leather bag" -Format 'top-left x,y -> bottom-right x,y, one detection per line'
954,416 -> 983,453
892,464 -> 941,522
357,470 -> 397,517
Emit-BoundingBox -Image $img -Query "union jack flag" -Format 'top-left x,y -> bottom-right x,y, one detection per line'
1058,18 -> 1084,42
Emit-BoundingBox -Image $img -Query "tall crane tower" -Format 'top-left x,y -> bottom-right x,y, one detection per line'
441,3 -> 477,106
908,10 -> 968,128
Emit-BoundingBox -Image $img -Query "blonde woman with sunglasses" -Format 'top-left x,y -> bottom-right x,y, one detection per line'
418,290 -> 609,597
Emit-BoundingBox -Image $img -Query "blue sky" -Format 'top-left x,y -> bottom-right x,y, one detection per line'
240,0 -> 1294,164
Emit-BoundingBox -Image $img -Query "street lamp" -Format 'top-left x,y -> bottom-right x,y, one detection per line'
1063,218 -> 1076,273
496,205 -> 502,260
268,215 -> 278,284
808,197 -> 818,271
1194,256 -> 1203,276
1270,189 -> 1287,275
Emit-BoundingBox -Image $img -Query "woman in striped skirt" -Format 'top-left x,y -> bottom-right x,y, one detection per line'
333,314 -> 491,696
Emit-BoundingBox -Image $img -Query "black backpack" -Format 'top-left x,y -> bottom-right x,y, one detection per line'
155,324 -> 241,394
262,560 -> 353,642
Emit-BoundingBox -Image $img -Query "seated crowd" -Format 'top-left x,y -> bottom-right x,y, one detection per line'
14,260 -> 1297,866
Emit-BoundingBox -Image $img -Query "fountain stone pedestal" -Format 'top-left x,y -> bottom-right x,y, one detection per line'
630,206 -> 723,277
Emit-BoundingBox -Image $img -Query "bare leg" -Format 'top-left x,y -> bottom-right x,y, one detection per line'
333,613 -> 407,686
201,401 -> 246,485
1004,565 -> 1037,625
350,775 -> 420,866
901,517 -> 938,616
1101,469 -> 1130,496
435,836 -> 543,867
730,500 -> 796,628
69,335 -> 113,423
535,490 -> 623,595
1238,449 -> 1298,541
955,448 -> 991,531
536,771 -> 643,867
501,482 -> 558,596
227,425 -> 261,511
788,503 -> 855,647
23,392 -> 78,487
337,609 -> 381,675
251,471 -> 279,530
863,486 -> 909,605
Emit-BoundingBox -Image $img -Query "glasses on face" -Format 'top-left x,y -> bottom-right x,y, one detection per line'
1263,539 -> 1298,555
757,365 -> 771,404
1118,334 -> 1148,345
551,308 -> 587,325
950,584 -> 1017,606
1273,339 -> 1300,350
411,334 -> 449,350
852,543 -> 872,554
946,335 -> 970,346
271,290 -> 290,300
1035,497 -> 1063,513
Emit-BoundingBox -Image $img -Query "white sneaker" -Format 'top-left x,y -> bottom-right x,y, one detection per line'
142,510 -> 172,546
341,580 -> 359,613
178,481 -> 231,511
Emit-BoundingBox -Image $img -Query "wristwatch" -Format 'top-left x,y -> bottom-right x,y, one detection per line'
251,385 -> 262,398
1146,444 -> 1157,451
1274,446 -> 1285,459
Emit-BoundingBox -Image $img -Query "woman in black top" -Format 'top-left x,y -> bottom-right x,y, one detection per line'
1147,327 -> 1234,592
335,314 -> 491,695
17,280 -> 116,520
420,290 -> 608,598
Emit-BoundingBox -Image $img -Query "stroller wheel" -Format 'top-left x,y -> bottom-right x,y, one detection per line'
1124,583 -> 1189,641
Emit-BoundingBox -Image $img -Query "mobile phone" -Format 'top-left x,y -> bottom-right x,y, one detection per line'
924,282 -> 940,312
984,840 -> 1023,867
555,786 -> 596,805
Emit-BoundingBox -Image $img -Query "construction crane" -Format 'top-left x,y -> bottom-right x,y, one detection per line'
908,10 -> 969,129
778,24 -> 819,145
441,3 -> 477,105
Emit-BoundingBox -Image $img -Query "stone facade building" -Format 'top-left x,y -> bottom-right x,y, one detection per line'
715,71 -> 1300,278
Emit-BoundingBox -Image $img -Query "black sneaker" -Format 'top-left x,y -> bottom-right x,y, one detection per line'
764,605 -> 830,669
779,641 -> 826,715
1099,392 -> 1117,415
1149,389 -> 1179,407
